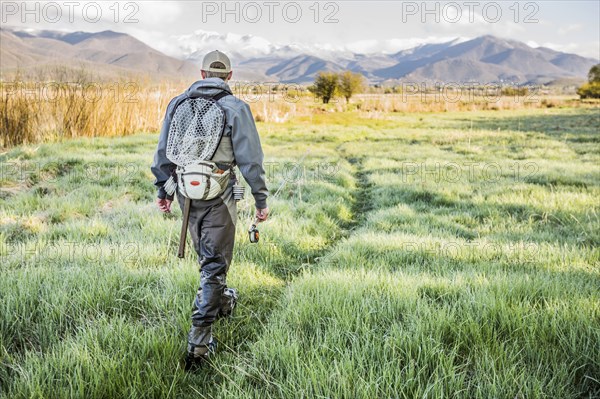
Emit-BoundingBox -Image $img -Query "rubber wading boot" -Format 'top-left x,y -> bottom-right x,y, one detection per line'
184,327 -> 217,371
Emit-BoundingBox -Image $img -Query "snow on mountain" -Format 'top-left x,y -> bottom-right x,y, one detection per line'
169,29 -> 463,63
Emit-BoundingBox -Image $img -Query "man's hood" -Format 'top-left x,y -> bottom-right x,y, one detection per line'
186,78 -> 232,97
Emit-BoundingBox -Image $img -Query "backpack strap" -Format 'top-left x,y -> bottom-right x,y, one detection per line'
212,91 -> 231,102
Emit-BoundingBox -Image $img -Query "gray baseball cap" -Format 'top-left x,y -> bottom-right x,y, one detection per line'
202,50 -> 232,73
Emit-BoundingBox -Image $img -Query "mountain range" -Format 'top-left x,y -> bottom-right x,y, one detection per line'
1,27 -> 597,85
0,27 -> 198,80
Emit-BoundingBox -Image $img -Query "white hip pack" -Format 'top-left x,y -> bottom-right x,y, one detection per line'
176,161 -> 230,200
163,91 -> 232,200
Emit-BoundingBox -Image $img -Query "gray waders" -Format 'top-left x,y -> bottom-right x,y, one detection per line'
177,181 -> 238,360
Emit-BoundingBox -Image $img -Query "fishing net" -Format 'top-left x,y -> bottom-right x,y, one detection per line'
166,97 -> 226,166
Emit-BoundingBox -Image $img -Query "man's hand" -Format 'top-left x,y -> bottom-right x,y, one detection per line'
157,198 -> 172,213
255,207 -> 269,223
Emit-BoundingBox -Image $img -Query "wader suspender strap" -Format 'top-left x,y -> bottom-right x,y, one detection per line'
213,90 -> 234,172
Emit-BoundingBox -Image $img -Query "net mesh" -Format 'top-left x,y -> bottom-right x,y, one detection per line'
166,97 -> 226,166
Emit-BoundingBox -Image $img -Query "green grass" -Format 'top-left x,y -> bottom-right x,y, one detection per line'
1,107 -> 599,398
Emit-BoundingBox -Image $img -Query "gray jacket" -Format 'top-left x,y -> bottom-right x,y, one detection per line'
151,78 -> 268,209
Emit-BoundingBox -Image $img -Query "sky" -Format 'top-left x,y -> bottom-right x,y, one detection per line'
2,1 -> 599,59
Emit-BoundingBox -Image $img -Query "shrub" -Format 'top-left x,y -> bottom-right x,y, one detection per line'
577,82 -> 600,99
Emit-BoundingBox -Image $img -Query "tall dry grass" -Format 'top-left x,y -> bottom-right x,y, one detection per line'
0,75 -> 590,147
0,71 -> 181,147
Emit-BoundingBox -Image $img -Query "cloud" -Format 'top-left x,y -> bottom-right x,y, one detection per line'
345,37 -> 466,54
539,42 -> 599,59
136,2 -> 182,25
0,1 -> 183,41
431,10 -> 527,37
527,40 -> 599,59
558,24 -> 583,35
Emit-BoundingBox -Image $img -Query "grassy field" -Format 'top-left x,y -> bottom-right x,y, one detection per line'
1,106 -> 599,398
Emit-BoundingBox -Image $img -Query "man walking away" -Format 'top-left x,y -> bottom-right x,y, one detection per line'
151,50 -> 269,370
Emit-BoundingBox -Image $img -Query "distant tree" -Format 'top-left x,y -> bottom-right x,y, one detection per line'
588,64 -> 600,83
578,64 -> 600,99
311,72 -> 339,104
338,71 -> 365,103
